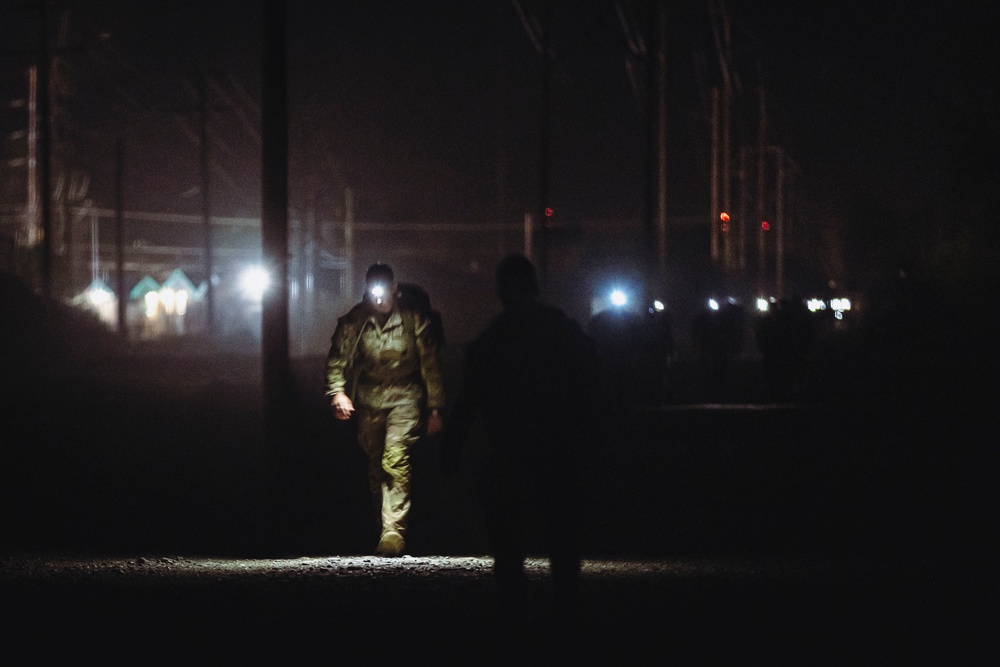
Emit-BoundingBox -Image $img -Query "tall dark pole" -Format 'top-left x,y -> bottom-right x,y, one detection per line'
38,0 -> 52,298
115,138 -> 127,339
756,86 -> 767,294
199,73 -> 215,334
536,1 -> 552,293
261,0 -> 290,450
654,0 -> 668,291
644,1 -> 668,292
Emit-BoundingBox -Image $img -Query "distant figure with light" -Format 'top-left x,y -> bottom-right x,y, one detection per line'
326,263 -> 446,557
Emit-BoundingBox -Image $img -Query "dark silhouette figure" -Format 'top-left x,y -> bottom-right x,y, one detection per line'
756,297 -> 815,401
588,306 -> 646,410
442,254 -> 600,624
588,302 -> 674,409
692,301 -> 746,399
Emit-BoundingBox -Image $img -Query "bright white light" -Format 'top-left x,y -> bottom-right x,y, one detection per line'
240,266 -> 271,301
144,291 -> 159,318
160,287 -> 176,314
830,298 -> 852,312
652,300 -> 665,312
807,298 -> 826,312
370,284 -> 386,299
87,286 -> 113,306
175,290 -> 189,316
756,298 -> 770,312
610,289 -> 628,307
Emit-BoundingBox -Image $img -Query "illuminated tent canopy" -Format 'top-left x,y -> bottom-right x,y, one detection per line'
129,276 -> 160,302
161,268 -> 198,297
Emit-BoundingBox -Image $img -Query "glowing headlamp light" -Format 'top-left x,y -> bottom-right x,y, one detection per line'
369,283 -> 388,304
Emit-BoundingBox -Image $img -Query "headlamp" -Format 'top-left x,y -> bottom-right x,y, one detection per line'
369,283 -> 388,304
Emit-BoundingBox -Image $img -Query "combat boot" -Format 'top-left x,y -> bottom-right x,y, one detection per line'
375,530 -> 405,557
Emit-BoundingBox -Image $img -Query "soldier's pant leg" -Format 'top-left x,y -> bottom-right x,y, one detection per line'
379,402 -> 422,538
357,406 -> 389,494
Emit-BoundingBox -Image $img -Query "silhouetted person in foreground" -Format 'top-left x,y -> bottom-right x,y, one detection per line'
442,254 -> 600,627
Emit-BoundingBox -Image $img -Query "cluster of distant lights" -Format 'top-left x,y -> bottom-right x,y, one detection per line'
82,281 -> 190,320
607,288 -> 665,313
82,263 -> 271,320
707,296 -> 853,319
806,297 -> 852,319
144,287 -> 189,318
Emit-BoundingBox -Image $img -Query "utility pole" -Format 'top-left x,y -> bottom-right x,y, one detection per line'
115,138 -> 127,338
737,146 -> 749,271
721,81 -> 732,270
344,186 -> 354,298
653,0 -> 668,291
536,1 -> 552,293
710,86 -> 720,263
709,0 -> 735,272
756,86 -> 767,294
775,147 -> 785,298
261,0 -> 291,518
27,66 -> 39,246
198,73 -> 216,335
302,176 -> 317,352
38,0 -> 53,299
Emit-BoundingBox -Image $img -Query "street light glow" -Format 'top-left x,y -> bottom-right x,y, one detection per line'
239,266 -> 271,302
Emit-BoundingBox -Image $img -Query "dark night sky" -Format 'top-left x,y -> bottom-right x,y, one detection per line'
1,1 -> 995,225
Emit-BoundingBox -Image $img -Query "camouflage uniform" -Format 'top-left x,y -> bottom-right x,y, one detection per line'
326,302 -> 445,546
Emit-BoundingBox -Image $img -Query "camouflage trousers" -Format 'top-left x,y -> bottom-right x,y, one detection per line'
356,401 -> 423,538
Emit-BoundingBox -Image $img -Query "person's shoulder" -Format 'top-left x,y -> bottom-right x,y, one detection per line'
535,302 -> 586,332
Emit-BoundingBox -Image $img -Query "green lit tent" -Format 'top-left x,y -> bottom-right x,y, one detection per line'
129,276 -> 160,302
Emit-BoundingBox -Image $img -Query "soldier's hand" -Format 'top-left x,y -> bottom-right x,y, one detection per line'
425,409 -> 443,437
331,392 -> 355,420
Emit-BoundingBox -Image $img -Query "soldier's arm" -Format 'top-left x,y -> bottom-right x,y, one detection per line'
414,313 -> 446,410
325,317 -> 356,397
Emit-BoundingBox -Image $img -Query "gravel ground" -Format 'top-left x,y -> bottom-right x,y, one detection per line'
0,550 -> 984,664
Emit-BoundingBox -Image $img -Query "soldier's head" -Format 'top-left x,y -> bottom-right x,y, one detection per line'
496,253 -> 538,310
365,263 -> 396,315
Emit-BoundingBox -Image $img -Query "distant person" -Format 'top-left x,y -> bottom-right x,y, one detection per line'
588,297 -> 675,409
326,263 -> 446,557
692,300 -> 745,399
442,254 -> 600,621
587,304 -> 646,411
756,296 -> 815,401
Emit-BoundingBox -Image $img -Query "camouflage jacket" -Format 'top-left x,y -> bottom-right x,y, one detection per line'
325,302 -> 445,410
